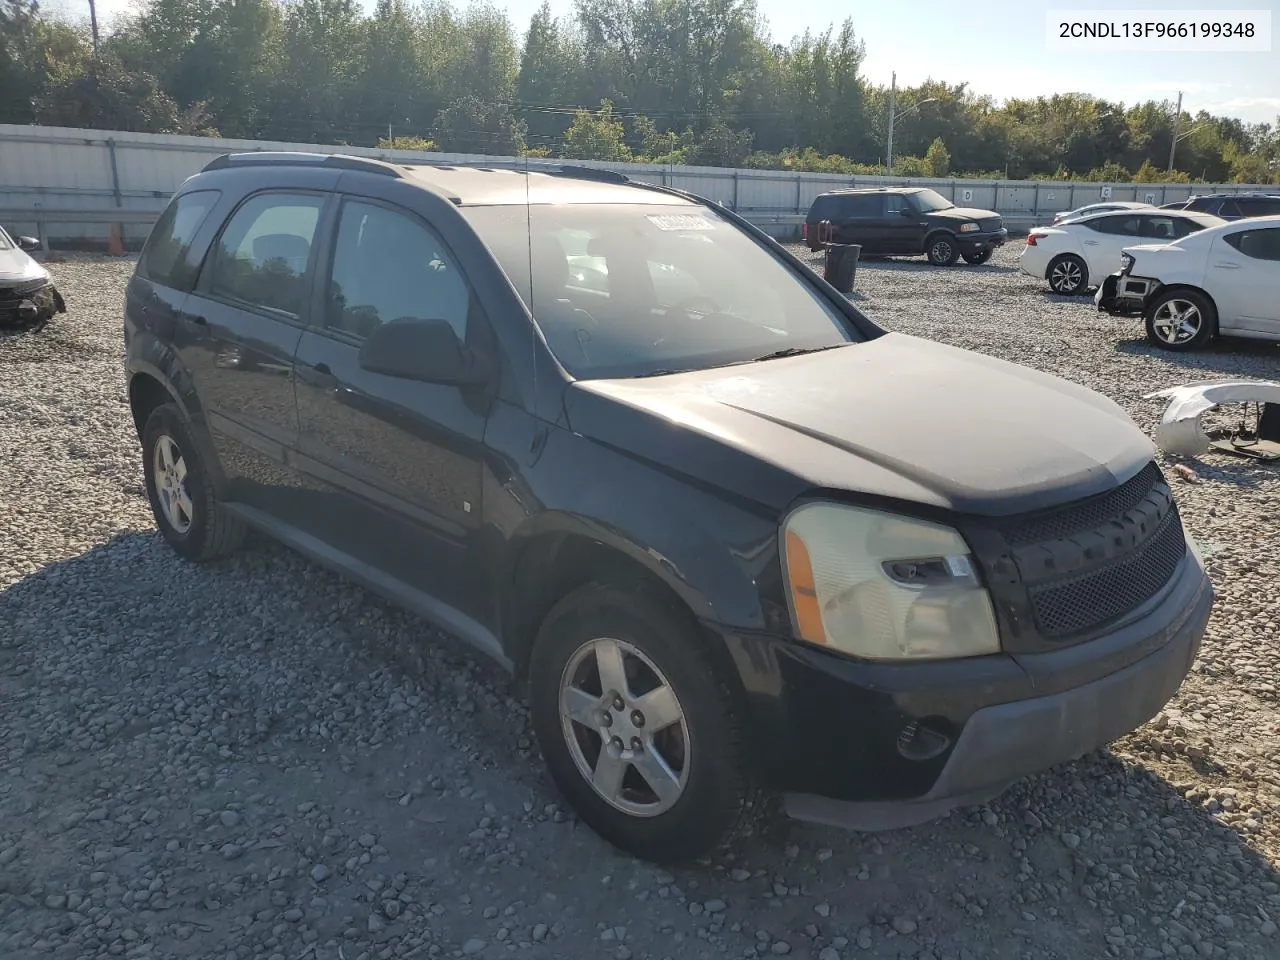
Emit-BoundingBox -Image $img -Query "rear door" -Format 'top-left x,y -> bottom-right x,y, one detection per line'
1079,213 -> 1145,279
833,194 -> 890,251
1211,226 -> 1280,334
177,187 -> 331,510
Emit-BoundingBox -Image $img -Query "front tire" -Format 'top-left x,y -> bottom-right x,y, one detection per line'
1047,254 -> 1089,295
961,248 -> 992,265
528,582 -> 759,863
926,234 -> 960,266
1145,289 -> 1215,351
142,403 -> 246,561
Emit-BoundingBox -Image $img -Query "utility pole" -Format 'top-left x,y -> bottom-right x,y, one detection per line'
1168,90 -> 1183,172
88,0 -> 100,59
886,71 -> 897,176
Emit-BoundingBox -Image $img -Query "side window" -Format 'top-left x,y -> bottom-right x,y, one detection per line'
1170,217 -> 1207,239
885,194 -> 912,215
1239,198 -> 1280,217
808,196 -> 837,220
1218,200 -> 1242,219
1139,216 -> 1183,240
137,189 -> 220,290
1224,228 -> 1280,262
207,192 -> 322,316
327,200 -> 470,340
1185,197 -> 1215,214
843,195 -> 883,218
1086,215 -> 1139,235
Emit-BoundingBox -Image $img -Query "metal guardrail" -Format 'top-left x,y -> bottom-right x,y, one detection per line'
0,207 -> 161,251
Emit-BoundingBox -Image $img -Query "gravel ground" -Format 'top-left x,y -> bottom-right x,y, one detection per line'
2,244 -> 1280,960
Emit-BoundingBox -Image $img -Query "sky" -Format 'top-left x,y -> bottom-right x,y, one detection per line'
51,0 -> 1280,125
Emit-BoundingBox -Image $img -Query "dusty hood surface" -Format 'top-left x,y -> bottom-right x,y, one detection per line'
568,332 -> 1154,517
934,207 -> 1001,222
0,245 -> 49,284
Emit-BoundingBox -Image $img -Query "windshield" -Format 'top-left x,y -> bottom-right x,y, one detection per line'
912,189 -> 955,212
463,202 -> 858,379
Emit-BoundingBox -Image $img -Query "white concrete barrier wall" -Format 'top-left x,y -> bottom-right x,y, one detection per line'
0,123 -> 1264,244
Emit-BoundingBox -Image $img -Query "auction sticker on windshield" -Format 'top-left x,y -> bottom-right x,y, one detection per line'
647,214 -> 718,231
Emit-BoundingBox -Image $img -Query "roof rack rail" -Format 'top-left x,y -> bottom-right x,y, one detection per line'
200,152 -> 403,178
413,159 -> 631,184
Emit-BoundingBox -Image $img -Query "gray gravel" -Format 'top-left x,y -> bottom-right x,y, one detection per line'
2,244 -> 1279,960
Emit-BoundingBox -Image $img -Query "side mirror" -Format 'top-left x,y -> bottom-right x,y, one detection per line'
899,208 -> 915,218
17,236 -> 41,251
358,317 -> 488,386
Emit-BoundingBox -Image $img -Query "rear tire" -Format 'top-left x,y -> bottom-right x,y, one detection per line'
1047,254 -> 1089,295
926,234 -> 960,266
142,403 -> 246,562
528,581 -> 760,863
1145,289 -> 1215,351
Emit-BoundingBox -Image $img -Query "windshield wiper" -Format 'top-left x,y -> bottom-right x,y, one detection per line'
748,344 -> 848,363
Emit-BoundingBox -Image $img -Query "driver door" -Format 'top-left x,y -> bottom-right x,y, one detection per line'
290,195 -> 491,628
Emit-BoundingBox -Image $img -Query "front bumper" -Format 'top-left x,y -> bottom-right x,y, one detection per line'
958,228 -> 1008,252
1096,271 -> 1157,316
717,546 -> 1212,831
0,279 -> 66,326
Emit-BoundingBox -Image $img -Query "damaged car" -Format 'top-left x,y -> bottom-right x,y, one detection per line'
1096,215 -> 1280,350
0,225 -> 66,326
126,154 -> 1213,863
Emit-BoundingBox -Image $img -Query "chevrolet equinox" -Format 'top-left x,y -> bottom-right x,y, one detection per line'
124,153 -> 1213,863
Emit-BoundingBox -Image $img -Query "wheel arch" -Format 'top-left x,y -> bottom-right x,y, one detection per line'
499,517 -> 762,691
127,363 -> 228,494
1144,283 -> 1220,333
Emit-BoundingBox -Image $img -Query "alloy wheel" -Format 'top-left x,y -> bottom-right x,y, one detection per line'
1050,259 -> 1083,293
153,434 -> 194,534
558,637 -> 690,817
1151,299 -> 1202,345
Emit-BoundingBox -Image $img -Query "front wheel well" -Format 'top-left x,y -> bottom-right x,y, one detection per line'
1144,284 -> 1219,331
923,229 -> 956,247
502,533 -> 724,681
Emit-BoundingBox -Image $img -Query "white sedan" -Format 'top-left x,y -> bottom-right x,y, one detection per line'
1096,214 -> 1280,351
1,224 -> 66,326
1050,200 -> 1152,225
1019,209 -> 1224,295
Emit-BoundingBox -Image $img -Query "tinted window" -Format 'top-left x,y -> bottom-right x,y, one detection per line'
138,189 -> 220,290
1237,197 -> 1280,217
1086,215 -> 1143,236
808,196 -> 840,220
326,201 -> 470,340
1225,228 -> 1280,262
885,194 -> 913,215
207,192 -> 322,316
1218,200 -> 1243,219
1137,215 -> 1194,240
841,195 -> 883,218
1185,197 -> 1217,213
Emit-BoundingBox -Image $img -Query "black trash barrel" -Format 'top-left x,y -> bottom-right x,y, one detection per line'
824,243 -> 860,293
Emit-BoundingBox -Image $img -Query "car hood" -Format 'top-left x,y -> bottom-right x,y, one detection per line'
932,206 -> 1000,222
0,245 -> 48,284
566,333 -> 1153,517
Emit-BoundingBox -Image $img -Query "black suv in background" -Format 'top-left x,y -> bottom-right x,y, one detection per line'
125,153 -> 1210,863
804,187 -> 1007,265
1161,193 -> 1280,220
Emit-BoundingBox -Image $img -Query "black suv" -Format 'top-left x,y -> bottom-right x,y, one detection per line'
804,187 -> 1008,265
1161,193 -> 1280,220
125,152 -> 1211,863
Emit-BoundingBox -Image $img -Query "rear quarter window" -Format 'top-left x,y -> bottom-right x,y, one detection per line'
1239,198 -> 1280,217
808,196 -> 839,220
137,190 -> 221,291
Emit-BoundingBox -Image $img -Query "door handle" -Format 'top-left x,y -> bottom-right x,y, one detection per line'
298,360 -> 339,389
189,315 -> 208,325
1213,262 -> 1242,269
312,362 -> 333,375
1083,240 -> 1100,246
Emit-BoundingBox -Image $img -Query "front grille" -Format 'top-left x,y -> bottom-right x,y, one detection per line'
1028,505 -> 1187,637
999,462 -> 1163,546
979,217 -> 1003,232
979,461 -> 1189,643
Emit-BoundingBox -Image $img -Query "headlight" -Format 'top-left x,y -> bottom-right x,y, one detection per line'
1120,253 -> 1135,273
959,222 -> 980,233
781,502 -> 1000,661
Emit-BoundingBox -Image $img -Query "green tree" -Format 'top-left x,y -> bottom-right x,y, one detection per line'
925,137 -> 950,177
432,95 -> 526,155
563,98 -> 631,161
